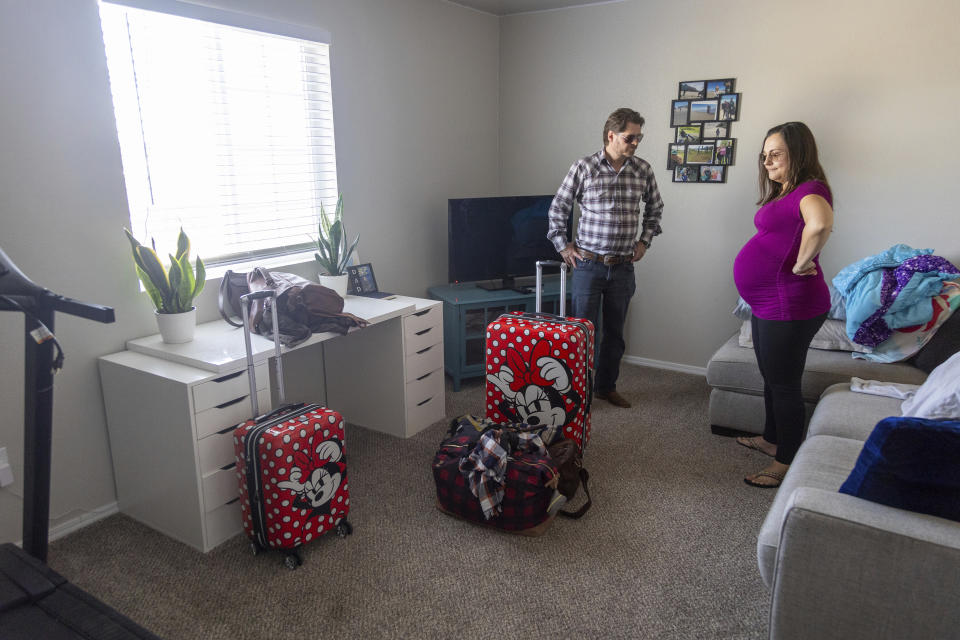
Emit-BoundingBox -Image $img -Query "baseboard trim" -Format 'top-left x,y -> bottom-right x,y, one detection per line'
48,502 -> 119,543
622,355 -> 706,377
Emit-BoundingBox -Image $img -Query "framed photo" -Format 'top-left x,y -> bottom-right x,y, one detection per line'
719,93 -> 740,121
678,80 -> 705,100
714,138 -> 736,165
699,165 -> 726,183
689,99 -> 719,122
671,100 -> 690,127
675,124 -> 702,144
705,78 -> 735,99
346,263 -> 380,295
685,142 -> 716,164
701,121 -> 730,139
667,144 -> 685,170
673,165 -> 699,183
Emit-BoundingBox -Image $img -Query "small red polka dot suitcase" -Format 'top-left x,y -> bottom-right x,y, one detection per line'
232,290 -> 351,570
485,261 -> 595,454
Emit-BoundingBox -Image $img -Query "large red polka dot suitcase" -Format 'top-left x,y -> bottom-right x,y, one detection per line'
485,261 -> 595,453
232,290 -> 351,570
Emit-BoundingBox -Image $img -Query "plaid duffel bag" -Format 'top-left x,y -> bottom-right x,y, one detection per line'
432,415 -> 563,535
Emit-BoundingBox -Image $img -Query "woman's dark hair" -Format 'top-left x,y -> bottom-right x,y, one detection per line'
757,121 -> 830,205
602,108 -> 645,147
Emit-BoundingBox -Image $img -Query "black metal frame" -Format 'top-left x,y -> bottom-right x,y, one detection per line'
0,247 -> 114,562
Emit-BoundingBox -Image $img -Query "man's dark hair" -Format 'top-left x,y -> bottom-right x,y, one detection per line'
757,121 -> 831,205
602,108 -> 645,147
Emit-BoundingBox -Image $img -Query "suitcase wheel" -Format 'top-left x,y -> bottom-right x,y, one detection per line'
283,551 -> 302,570
249,542 -> 262,556
336,520 -> 353,538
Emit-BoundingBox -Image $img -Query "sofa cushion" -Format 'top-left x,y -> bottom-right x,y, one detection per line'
706,334 -> 928,403
806,383 -> 905,441
839,416 -> 960,523
756,435 -> 863,588
901,350 -> 960,419
910,307 -> 960,373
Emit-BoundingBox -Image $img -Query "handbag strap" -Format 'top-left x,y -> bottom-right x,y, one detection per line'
218,270 -> 244,327
558,468 -> 591,519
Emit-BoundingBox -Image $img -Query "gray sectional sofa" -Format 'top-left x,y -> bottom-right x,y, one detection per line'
706,331 -> 960,639
759,383 -> 960,640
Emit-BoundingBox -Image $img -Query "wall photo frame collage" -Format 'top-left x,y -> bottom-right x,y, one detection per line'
668,78 -> 740,183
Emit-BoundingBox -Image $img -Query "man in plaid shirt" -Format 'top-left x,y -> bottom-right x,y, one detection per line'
547,107 -> 664,408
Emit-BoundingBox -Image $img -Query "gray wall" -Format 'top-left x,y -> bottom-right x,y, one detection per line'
499,0 -> 960,368
0,0 -> 499,544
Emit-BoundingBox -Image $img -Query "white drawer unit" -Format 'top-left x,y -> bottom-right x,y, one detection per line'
98,351 -> 271,553
99,295 -> 440,552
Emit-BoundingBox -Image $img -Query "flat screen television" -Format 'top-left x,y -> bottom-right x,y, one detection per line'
447,195 -> 570,291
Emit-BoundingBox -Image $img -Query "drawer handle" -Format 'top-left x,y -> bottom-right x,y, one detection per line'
415,370 -> 434,382
417,396 -> 433,407
414,327 -> 433,336
212,370 -> 244,383
225,497 -> 240,505
416,344 -> 434,355
216,423 -> 240,435
214,396 -> 247,410
413,308 -> 432,316
220,462 -> 236,471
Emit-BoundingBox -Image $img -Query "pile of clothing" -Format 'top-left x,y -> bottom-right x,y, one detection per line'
832,244 -> 960,363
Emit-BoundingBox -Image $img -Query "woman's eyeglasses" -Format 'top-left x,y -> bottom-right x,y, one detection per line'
619,133 -> 644,144
759,150 -> 786,163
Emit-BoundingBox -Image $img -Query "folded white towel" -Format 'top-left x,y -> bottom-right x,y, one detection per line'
850,377 -> 920,400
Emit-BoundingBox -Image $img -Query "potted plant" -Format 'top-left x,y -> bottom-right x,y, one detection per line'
314,194 -> 359,296
124,227 -> 206,343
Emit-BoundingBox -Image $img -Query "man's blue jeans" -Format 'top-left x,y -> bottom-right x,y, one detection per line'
571,259 -> 636,395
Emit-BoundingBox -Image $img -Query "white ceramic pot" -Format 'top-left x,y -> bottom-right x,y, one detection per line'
318,274 -> 349,297
156,307 -> 197,344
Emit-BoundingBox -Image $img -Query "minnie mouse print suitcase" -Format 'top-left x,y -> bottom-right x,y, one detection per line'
485,261 -> 595,454
233,290 -> 352,570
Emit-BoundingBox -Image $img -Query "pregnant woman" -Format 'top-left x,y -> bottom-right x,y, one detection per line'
732,121 -> 835,488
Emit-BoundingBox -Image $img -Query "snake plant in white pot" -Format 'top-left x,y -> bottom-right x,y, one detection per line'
124,227 -> 206,343
314,195 -> 359,296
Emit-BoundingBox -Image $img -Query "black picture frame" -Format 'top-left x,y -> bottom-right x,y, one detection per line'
346,263 -> 379,295
673,165 -> 699,183
705,78 -> 735,98
675,124 -> 702,144
685,142 -> 716,165
699,165 -> 727,183
667,144 -> 685,170
671,100 -> 690,127
718,93 -> 741,121
689,99 -> 719,122
701,121 -> 731,139
714,138 -> 736,166
678,80 -> 705,100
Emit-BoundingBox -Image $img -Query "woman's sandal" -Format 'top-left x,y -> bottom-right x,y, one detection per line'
744,469 -> 785,488
736,436 -> 775,457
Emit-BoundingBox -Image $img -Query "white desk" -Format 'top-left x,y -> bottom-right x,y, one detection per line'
98,295 -> 444,552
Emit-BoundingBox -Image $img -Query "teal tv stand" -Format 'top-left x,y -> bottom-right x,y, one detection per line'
427,277 -> 569,391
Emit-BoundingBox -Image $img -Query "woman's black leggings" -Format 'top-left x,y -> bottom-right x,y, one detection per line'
750,313 -> 827,465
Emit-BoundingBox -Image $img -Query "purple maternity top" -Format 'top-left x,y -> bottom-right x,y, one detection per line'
733,180 -> 831,321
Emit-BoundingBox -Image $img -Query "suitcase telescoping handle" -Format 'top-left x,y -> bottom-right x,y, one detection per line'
535,260 -> 568,316
240,290 -> 285,417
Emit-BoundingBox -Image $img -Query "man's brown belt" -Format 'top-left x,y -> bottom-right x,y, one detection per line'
578,249 -> 633,265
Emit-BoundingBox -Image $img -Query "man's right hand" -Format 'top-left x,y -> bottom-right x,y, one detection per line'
560,243 -> 582,267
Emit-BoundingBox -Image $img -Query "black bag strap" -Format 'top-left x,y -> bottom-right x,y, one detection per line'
218,270 -> 246,327
558,468 -> 591,519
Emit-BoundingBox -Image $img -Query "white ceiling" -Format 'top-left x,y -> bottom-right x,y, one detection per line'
445,0 -> 622,16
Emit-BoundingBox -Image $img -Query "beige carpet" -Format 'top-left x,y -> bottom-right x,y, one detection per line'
48,364 -> 775,639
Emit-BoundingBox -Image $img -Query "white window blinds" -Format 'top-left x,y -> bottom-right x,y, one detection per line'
98,1 -> 338,266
